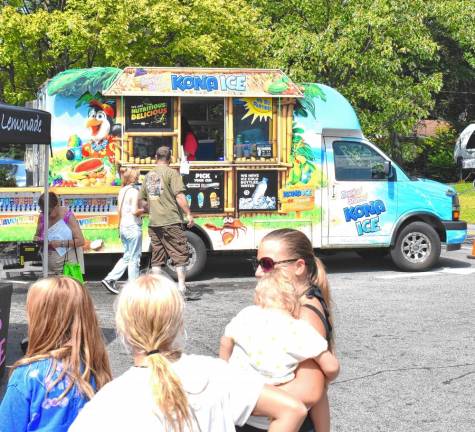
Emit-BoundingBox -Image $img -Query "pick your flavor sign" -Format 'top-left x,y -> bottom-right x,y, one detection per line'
237,170 -> 278,211
183,171 -> 224,213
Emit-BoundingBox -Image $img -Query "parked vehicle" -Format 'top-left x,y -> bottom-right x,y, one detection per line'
0,67 -> 467,275
454,123 -> 475,180
0,158 -> 26,187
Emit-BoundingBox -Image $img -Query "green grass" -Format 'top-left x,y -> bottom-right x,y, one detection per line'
452,182 -> 475,224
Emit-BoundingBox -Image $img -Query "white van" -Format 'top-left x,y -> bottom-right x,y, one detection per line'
454,123 -> 475,180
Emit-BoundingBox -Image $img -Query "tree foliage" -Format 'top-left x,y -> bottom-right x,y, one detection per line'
0,0 -> 269,103
0,0 -> 473,169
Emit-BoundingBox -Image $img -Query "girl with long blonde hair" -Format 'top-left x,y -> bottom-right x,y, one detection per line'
71,274 -> 307,432
0,276 -> 112,431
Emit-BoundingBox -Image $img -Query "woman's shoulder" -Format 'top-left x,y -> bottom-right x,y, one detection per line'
299,298 -> 327,336
58,206 -> 74,220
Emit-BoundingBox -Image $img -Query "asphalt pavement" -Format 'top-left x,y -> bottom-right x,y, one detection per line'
1,244 -> 474,431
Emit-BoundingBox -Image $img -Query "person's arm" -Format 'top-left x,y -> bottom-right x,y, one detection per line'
130,189 -> 145,217
66,212 -> 85,248
138,179 -> 149,214
219,336 -> 235,361
175,192 -> 194,228
314,351 -> 340,382
252,384 -> 307,432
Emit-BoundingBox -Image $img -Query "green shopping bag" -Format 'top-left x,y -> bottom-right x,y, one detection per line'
62,239 -> 84,283
63,261 -> 84,283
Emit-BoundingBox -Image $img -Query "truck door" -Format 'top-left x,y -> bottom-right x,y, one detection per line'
324,138 -> 397,246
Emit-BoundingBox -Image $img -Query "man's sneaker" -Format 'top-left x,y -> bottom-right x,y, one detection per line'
183,286 -> 202,301
102,279 -> 119,295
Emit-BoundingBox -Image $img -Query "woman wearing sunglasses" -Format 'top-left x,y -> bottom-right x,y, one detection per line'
241,228 -> 336,432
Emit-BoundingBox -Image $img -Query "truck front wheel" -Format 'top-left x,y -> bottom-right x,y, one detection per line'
165,231 -> 207,280
390,222 -> 441,271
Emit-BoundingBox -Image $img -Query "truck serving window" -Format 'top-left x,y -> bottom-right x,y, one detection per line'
181,98 -> 225,161
132,136 -> 172,161
233,98 -> 273,161
333,141 -> 388,181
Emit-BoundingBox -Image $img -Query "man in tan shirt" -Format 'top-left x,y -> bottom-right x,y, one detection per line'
140,146 -> 200,300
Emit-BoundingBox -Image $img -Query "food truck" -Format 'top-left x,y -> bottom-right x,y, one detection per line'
0,67 -> 467,276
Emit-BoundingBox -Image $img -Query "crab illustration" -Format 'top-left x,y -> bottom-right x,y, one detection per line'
204,217 -> 247,245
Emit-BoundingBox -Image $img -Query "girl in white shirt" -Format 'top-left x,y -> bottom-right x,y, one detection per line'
102,168 -> 144,294
70,274 -> 307,432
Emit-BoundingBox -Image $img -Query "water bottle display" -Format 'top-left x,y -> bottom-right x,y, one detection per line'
238,171 -> 278,211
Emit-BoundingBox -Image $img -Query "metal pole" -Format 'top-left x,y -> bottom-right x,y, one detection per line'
42,147 -> 49,278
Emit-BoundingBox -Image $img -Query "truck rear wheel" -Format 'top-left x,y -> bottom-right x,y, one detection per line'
165,231 -> 207,280
390,222 -> 441,271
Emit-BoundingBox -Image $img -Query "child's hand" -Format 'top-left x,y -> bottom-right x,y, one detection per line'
316,351 -> 340,382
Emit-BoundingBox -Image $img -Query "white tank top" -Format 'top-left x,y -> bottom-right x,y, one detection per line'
118,185 -> 142,228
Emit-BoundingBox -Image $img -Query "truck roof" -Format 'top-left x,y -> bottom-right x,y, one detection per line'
299,83 -> 361,133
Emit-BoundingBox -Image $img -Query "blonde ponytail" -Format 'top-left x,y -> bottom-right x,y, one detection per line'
116,274 -> 193,432
313,257 -> 335,350
148,353 -> 193,432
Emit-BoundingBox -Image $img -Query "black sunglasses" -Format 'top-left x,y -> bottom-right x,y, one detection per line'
252,257 -> 299,273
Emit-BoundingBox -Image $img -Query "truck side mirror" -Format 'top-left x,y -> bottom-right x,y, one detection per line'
383,160 -> 392,178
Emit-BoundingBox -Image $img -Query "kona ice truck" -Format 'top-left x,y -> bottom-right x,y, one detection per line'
0,67 -> 466,276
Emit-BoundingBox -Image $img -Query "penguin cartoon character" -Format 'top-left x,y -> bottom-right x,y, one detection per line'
80,100 -> 116,162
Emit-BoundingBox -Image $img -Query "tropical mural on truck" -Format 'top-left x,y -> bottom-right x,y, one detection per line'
46,68 -> 122,188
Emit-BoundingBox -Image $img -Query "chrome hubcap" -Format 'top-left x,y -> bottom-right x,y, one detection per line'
401,232 -> 431,263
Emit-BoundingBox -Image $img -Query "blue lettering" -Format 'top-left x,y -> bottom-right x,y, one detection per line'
172,74 -> 243,92
183,77 -> 194,89
236,76 -> 246,91
356,221 -> 364,236
220,76 -> 227,90
344,206 -> 357,222
343,199 -> 387,222
171,75 -> 184,90
371,217 -> 381,232
193,76 -> 207,91
355,216 -> 381,236
226,76 -> 237,90
374,199 -> 386,213
208,77 -> 219,91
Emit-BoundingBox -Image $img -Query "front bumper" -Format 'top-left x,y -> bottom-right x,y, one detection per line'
442,220 -> 467,246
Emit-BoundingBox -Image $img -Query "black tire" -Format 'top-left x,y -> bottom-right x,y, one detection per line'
356,248 -> 389,260
165,231 -> 207,280
390,222 -> 441,271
